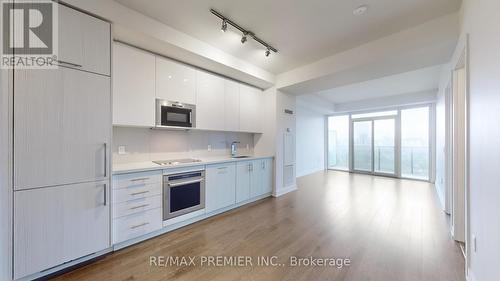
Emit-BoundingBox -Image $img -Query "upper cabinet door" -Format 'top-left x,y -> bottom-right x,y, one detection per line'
14,68 -> 111,190
239,84 -> 262,133
58,4 -> 110,76
156,57 -> 196,104
196,70 -> 225,131
224,80 -> 240,132
113,43 -> 156,127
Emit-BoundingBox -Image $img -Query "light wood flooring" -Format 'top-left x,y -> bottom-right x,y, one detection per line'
51,171 -> 465,281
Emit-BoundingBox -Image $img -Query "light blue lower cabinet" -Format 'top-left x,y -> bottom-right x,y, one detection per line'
205,163 -> 237,213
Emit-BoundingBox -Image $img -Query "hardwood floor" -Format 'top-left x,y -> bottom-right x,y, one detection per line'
52,171 -> 465,281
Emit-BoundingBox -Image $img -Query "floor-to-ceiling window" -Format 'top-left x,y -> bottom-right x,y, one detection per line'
327,105 -> 431,180
327,115 -> 349,170
401,107 -> 430,180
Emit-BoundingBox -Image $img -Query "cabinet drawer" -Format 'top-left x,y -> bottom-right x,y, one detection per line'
113,208 -> 162,244
113,195 -> 162,219
112,183 -> 162,203
113,171 -> 162,190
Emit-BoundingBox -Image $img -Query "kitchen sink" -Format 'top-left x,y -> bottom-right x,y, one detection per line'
232,155 -> 251,159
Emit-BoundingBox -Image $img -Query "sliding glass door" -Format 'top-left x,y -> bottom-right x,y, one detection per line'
353,121 -> 372,172
328,115 -> 350,170
327,106 -> 431,180
401,107 -> 430,180
374,119 -> 396,174
352,116 -> 396,176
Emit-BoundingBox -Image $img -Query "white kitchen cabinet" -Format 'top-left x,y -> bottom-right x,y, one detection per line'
250,159 -> 274,198
112,171 -> 163,244
113,43 -> 156,127
156,57 -> 196,104
236,161 -> 252,203
14,67 -> 111,190
58,4 -> 110,76
13,181 -> 110,279
239,84 -> 262,133
250,160 -> 263,198
224,80 -> 240,132
206,163 -> 237,213
262,158 -> 274,194
113,208 -> 163,244
195,70 -> 225,131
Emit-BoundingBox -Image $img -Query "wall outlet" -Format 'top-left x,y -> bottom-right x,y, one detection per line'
207,144 -> 212,152
118,145 -> 126,155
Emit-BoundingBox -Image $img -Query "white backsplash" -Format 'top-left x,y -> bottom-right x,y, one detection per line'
112,127 -> 255,164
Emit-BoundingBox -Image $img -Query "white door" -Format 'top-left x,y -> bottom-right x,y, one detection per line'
156,57 -> 196,104
58,4 -> 110,75
113,43 -> 156,127
239,84 -> 262,133
14,68 -> 111,190
205,163 -> 236,213
14,181 -> 110,279
196,70 -> 225,131
236,161 -> 251,203
224,80 -> 240,132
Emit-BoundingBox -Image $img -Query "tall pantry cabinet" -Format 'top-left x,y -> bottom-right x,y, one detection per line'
12,3 -> 112,280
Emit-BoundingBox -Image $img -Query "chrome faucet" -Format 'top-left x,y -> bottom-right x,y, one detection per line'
230,141 -> 240,157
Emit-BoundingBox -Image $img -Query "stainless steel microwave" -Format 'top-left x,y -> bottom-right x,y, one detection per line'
155,99 -> 196,128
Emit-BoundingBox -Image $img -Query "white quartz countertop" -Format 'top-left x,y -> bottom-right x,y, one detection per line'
112,155 -> 274,175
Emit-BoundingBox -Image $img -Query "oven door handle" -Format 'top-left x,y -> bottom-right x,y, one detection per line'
168,179 -> 203,187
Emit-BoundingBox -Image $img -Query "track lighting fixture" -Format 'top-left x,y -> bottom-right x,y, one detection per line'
211,9 -> 278,57
221,19 -> 227,32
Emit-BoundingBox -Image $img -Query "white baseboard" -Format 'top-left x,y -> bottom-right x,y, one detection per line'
273,184 -> 297,197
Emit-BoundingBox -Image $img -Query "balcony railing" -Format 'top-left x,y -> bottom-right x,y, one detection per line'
328,145 -> 429,179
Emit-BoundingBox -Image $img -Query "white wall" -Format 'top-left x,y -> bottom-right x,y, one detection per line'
112,128 -> 255,164
460,0 -> 500,280
334,90 -> 437,113
274,90 -> 297,196
435,76 -> 447,210
295,104 -> 325,177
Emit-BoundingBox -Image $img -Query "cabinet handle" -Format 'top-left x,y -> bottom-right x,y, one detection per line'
129,204 -> 149,210
130,222 -> 149,229
103,184 -> 107,206
217,167 -> 227,170
262,161 -> 265,169
56,60 -> 82,68
130,190 -> 149,196
103,143 -> 107,178
130,177 -> 149,182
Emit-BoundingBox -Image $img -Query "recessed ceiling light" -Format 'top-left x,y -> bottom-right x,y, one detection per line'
353,5 -> 368,16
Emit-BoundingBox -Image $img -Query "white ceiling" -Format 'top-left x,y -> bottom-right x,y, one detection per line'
317,64 -> 443,104
115,0 -> 461,74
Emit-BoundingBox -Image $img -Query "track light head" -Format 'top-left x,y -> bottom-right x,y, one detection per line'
241,32 -> 248,44
221,19 -> 228,32
265,48 -> 271,57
